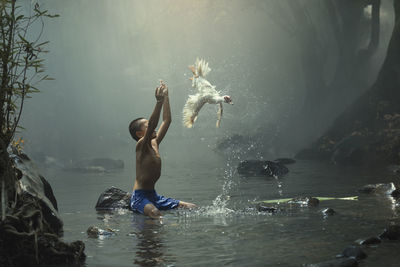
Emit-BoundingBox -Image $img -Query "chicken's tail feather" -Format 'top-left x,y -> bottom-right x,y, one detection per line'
182,98 -> 196,128
194,58 -> 211,77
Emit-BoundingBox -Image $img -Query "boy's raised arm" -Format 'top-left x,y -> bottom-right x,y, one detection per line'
156,82 -> 171,145
141,85 -> 165,144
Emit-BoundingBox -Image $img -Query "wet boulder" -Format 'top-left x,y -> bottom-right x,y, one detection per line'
237,160 -> 289,177
321,208 -> 336,216
257,205 -> 278,213
87,226 -> 116,238
379,224 -> 400,240
390,189 -> 400,198
339,246 -> 367,260
64,158 -> 124,173
358,183 -> 396,195
358,236 -> 381,246
95,187 -> 132,211
12,152 -> 63,234
1,151 -> 86,266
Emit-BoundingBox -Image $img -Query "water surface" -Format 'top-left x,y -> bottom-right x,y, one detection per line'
40,138 -> 400,266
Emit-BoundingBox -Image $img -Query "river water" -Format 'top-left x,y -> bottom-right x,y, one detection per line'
39,137 -> 400,266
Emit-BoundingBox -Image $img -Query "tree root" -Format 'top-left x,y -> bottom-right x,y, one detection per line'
0,192 -> 85,266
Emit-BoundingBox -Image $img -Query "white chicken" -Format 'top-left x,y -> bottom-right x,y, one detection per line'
182,58 -> 232,128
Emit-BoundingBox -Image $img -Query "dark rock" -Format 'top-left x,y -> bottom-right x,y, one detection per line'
95,187 -> 132,210
1,151 -> 86,266
39,174 -> 58,211
391,189 -> 400,198
87,226 -> 116,238
273,158 -> 296,165
339,246 -> 367,260
37,237 -> 86,265
379,224 -> 400,240
257,205 -> 278,213
359,236 -> 381,245
358,183 -> 396,195
64,158 -> 124,173
321,208 -> 336,216
237,160 -> 289,177
12,152 -> 63,234
305,257 -> 358,267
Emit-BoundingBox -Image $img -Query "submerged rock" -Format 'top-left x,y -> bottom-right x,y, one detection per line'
339,246 -> 367,260
237,160 -> 289,177
87,226 -> 116,238
64,158 -> 124,173
95,187 -> 132,211
358,236 -> 381,246
273,158 -> 296,165
257,205 -> 278,213
304,257 -> 358,267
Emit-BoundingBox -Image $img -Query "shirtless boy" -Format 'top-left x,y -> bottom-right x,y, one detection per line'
129,81 -> 196,218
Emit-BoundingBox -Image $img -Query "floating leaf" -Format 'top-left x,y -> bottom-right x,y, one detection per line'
253,196 -> 359,204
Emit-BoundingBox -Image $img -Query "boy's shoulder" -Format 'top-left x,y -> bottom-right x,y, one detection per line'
135,138 -> 151,151
136,137 -> 158,148
135,138 -> 143,151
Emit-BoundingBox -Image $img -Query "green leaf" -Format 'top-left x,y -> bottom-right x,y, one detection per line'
16,15 -> 24,21
35,41 -> 50,47
253,196 -> 359,204
17,34 -> 29,44
47,14 -> 60,18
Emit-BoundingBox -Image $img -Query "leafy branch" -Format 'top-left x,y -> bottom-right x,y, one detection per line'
0,0 -> 58,146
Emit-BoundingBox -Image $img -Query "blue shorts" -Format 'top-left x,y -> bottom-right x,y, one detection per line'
130,189 -> 180,214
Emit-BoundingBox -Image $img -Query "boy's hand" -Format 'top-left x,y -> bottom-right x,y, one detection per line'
155,82 -> 165,103
160,80 -> 168,97
155,80 -> 168,102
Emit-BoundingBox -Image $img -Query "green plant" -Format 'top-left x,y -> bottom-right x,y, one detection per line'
0,0 -> 58,219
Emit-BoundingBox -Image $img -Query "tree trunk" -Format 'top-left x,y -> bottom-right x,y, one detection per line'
297,0 -> 400,164
375,0 -> 400,101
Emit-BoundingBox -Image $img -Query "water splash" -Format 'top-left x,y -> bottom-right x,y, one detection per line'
199,146 -> 240,219
274,175 -> 284,196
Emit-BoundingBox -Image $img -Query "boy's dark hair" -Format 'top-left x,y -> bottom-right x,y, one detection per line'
129,117 -> 145,141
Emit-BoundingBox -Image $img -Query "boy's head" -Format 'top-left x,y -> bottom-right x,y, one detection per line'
129,118 -> 156,141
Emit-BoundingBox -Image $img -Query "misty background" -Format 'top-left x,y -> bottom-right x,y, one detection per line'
19,0 -> 395,164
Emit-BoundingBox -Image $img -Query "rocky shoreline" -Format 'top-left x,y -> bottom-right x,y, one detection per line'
0,151 -> 85,266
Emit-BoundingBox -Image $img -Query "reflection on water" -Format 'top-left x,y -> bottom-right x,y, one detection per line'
131,216 -> 171,267
43,145 -> 400,266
